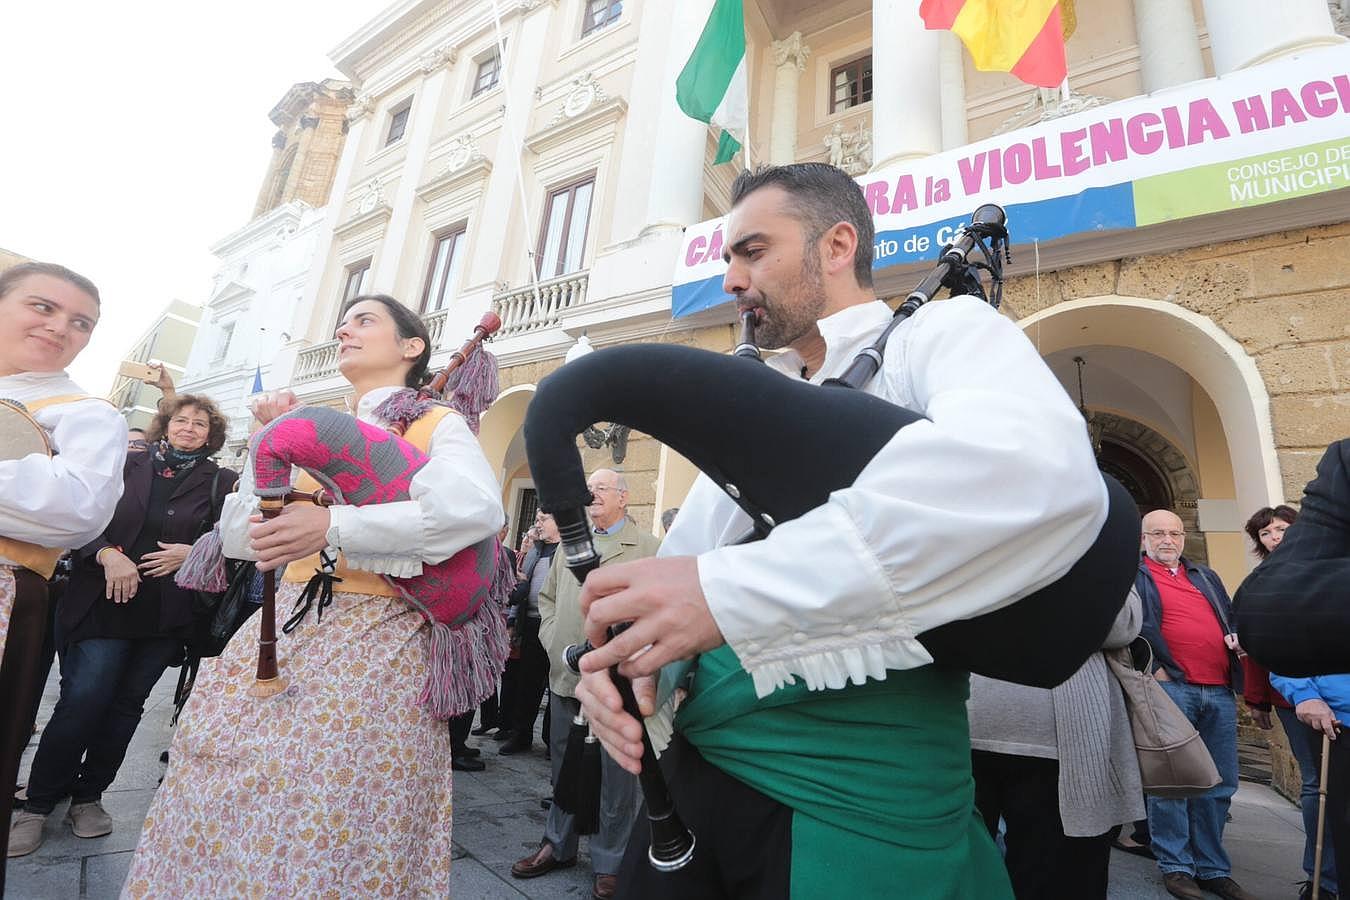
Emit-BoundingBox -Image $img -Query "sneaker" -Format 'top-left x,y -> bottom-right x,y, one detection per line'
65,801 -> 113,838
7,810 -> 46,857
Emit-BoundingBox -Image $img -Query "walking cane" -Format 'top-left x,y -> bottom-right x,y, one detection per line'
1312,731 -> 1331,900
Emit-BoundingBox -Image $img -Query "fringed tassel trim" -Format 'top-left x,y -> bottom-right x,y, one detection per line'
176,527 -> 228,592
418,599 -> 510,720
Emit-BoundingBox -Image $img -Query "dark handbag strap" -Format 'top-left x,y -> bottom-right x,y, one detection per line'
197,467 -> 226,540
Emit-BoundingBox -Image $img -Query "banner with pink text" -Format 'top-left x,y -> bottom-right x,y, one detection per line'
673,44 -> 1350,317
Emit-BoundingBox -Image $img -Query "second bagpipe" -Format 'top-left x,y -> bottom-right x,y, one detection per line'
523,204 -> 1142,873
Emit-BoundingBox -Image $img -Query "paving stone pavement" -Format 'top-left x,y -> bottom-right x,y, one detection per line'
7,667 -> 1309,899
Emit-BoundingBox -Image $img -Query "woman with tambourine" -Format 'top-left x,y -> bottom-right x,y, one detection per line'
123,295 -> 506,898
0,262 -> 127,887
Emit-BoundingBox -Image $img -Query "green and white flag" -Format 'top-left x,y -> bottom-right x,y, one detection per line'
675,0 -> 747,165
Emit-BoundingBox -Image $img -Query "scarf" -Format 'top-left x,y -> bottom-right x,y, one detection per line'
152,440 -> 208,479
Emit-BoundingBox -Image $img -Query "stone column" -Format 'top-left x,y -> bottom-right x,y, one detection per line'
769,32 -> 809,164
1133,0 -> 1205,92
871,0 -> 944,170
372,62 -> 453,295
641,0 -> 718,235
937,32 -> 968,151
1201,0 -> 1344,75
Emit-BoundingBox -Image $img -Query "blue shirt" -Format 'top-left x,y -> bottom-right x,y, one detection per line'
1269,673 -> 1350,722
594,518 -> 626,536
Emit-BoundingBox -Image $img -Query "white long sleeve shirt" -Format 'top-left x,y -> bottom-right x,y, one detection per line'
221,385 -> 504,577
661,297 -> 1108,698
0,371 -> 127,562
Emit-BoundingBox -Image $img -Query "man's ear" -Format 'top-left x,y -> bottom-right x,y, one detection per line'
821,221 -> 859,278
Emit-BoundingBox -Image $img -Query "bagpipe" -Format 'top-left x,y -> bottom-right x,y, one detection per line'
182,312 -> 514,719
522,204 -> 1141,872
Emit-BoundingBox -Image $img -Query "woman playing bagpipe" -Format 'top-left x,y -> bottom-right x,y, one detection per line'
536,165 -> 1138,898
122,295 -> 509,898
1,263 -> 127,885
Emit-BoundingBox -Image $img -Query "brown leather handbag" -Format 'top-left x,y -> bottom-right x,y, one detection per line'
1104,637 -> 1222,798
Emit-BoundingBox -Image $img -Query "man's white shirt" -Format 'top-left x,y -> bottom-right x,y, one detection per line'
661,297 -> 1108,698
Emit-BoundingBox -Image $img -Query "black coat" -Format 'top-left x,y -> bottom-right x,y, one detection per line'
1236,438 -> 1350,676
61,450 -> 238,638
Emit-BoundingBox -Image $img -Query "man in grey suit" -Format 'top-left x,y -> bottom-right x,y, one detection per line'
510,468 -> 661,900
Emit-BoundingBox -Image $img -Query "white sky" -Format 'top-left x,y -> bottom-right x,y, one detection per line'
1,0 -> 388,390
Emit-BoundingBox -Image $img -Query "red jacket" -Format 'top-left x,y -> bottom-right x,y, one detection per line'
1242,656 -> 1292,710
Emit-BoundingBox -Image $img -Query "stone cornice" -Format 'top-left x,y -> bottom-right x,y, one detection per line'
525,96 -> 627,155
416,155 -> 493,202
210,201 -> 312,257
333,203 -> 393,241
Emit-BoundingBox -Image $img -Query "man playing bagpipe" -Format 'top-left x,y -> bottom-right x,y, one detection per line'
572,164 -> 1113,898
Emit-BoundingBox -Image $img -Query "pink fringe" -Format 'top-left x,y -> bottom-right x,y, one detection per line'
176,527 -> 227,592
418,599 -> 509,720
443,345 -> 500,435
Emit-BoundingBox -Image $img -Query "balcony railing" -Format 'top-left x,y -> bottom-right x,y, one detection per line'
293,339 -> 340,384
423,307 -> 448,348
493,271 -> 588,338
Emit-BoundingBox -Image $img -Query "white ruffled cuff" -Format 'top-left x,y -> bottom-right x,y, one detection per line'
339,552 -> 425,579
731,634 -> 935,699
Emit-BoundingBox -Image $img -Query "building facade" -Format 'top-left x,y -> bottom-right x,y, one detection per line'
179,80 -> 353,454
107,299 -> 202,431
281,0 -> 1347,565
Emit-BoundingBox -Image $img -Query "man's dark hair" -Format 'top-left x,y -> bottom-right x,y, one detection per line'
729,163 -> 874,288
340,293 -> 433,389
0,261 -> 101,305
1243,504 -> 1299,559
127,427 -> 147,437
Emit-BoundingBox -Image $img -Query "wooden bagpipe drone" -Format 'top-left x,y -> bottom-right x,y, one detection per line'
522,204 -> 1142,872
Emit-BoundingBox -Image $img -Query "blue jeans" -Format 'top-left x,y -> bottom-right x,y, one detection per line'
23,636 -> 181,815
1146,681 -> 1239,880
1277,705 -> 1340,892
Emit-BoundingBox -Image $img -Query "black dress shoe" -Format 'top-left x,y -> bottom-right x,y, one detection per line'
452,755 -> 486,772
471,723 -> 497,736
492,729 -> 517,743
499,739 -> 532,755
459,747 -> 481,758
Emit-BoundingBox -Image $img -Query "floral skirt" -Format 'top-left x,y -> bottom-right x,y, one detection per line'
122,581 -> 454,899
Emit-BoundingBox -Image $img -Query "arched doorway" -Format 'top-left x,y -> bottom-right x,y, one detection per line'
480,384 -> 535,549
1025,297 -> 1281,587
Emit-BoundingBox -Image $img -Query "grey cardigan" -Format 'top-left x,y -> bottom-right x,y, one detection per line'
968,588 -> 1145,836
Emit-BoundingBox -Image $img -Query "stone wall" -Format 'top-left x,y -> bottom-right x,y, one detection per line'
1000,221 -> 1350,503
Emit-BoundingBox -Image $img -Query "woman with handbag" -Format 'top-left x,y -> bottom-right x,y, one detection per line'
968,587 -> 1145,899
9,393 -> 234,857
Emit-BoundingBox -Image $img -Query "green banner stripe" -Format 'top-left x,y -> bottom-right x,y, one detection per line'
676,0 -> 746,123
1134,137 -> 1350,226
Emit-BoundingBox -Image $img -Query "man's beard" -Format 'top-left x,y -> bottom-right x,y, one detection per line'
754,254 -> 827,350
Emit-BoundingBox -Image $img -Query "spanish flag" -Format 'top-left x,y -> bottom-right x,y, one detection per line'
920,0 -> 1068,89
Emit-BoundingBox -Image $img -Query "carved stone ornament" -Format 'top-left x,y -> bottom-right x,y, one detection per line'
346,92 -> 375,124
519,0 -> 557,9
357,176 -> 384,215
552,71 -> 607,124
823,121 -> 872,176
1332,0 -> 1350,37
443,133 -> 484,173
418,44 -> 457,74
995,84 -> 1110,135
771,31 -> 810,72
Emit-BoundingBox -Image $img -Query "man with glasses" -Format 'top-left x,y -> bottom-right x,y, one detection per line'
1135,510 -> 1252,900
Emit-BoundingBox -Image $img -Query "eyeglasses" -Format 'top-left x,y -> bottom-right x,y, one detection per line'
1143,530 -> 1185,541
588,485 -> 623,495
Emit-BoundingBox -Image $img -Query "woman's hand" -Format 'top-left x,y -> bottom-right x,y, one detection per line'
100,548 -> 141,603
138,541 -> 192,578
248,505 -> 332,572
250,390 -> 300,429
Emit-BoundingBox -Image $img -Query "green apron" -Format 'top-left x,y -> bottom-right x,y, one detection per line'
676,646 -> 1012,899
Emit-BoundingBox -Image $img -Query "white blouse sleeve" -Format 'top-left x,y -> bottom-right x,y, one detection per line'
0,398 -> 127,549
327,412 -> 504,577
697,297 -> 1109,698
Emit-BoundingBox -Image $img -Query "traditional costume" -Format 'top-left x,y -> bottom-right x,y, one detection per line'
620,297 -> 1109,898
122,384 -> 505,898
1,370 -> 126,887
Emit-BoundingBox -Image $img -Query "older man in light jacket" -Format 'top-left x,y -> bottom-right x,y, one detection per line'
510,468 -> 661,900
